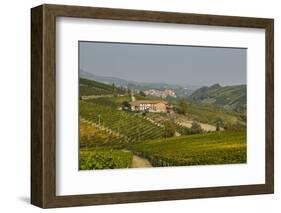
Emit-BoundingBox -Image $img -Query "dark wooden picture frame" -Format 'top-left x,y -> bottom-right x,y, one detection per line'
31,4 -> 274,208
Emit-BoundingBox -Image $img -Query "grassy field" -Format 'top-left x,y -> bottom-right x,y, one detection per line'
80,78 -> 126,96
132,130 -> 246,166
182,102 -> 245,128
80,148 -> 133,170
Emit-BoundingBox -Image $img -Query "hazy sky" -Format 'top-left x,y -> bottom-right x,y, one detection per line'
79,41 -> 246,86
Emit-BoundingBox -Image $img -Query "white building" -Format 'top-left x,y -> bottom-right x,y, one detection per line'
129,100 -> 173,113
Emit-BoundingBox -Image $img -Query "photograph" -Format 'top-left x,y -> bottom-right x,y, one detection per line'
79,41 -> 247,170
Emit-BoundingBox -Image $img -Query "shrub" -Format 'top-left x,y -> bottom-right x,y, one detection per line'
163,120 -> 176,138
189,122 -> 203,134
176,99 -> 188,115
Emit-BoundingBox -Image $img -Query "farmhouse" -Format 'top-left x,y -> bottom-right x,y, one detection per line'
129,100 -> 173,113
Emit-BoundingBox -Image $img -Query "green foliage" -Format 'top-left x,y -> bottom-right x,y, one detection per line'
79,119 -> 126,148
176,101 -> 245,129
215,117 -> 224,131
80,100 -> 165,143
175,99 -> 188,115
145,112 -> 207,136
190,122 -> 203,134
134,94 -> 160,100
80,78 -> 126,96
190,84 -> 246,113
216,122 -> 220,131
139,90 -> 146,96
223,122 -> 246,131
85,95 -> 131,108
163,120 -> 176,138
80,148 -> 133,170
78,79 -> 248,170
132,130 -> 246,166
177,122 -> 203,135
122,101 -> 130,108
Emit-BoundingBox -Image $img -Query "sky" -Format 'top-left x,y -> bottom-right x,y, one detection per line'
79,41 -> 246,86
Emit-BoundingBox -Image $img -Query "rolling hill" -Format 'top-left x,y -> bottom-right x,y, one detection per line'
132,130 -> 246,166
80,70 -> 199,96
189,84 -> 246,113
79,78 -> 126,96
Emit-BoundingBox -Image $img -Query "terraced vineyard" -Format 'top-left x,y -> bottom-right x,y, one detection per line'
80,148 -> 133,170
80,119 -> 127,148
79,78 -> 247,170
80,100 -> 165,143
80,78 -> 126,96
132,130 -> 246,166
84,95 -> 131,108
146,112 -> 205,135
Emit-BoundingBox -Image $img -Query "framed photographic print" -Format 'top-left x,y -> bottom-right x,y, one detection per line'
31,4 -> 274,208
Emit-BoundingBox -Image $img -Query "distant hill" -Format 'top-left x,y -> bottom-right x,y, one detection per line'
189,84 -> 246,112
80,78 -> 126,96
80,69 -> 199,96
80,70 -> 129,87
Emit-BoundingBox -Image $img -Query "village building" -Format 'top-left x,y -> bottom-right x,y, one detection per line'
143,88 -> 176,98
129,100 -> 173,113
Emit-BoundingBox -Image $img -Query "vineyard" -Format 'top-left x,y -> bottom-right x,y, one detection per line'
80,148 -> 133,170
80,78 -> 126,96
80,100 -> 165,143
170,100 -> 246,128
145,112 -> 207,135
80,119 -> 127,148
132,130 -> 246,166
79,77 -> 247,170
84,95 -> 131,108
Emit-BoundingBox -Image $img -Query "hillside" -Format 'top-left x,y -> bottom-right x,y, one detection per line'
189,84 -> 246,112
80,100 -> 165,144
79,78 -> 126,96
80,70 -> 199,96
80,70 -> 129,87
132,130 -> 246,166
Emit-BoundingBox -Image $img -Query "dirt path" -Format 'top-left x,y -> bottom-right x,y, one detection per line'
131,155 -> 152,168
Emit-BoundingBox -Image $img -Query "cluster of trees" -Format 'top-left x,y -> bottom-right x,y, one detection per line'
175,99 -> 188,115
139,90 -> 146,97
163,120 -> 204,138
180,122 -> 203,135
163,121 -> 176,138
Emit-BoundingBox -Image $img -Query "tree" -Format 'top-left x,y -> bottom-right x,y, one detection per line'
176,99 -> 188,115
122,101 -> 130,108
139,90 -> 146,96
121,101 -> 131,111
216,122 -> 220,131
163,121 -> 176,138
215,117 -> 223,131
190,122 -> 203,134
111,83 -> 118,97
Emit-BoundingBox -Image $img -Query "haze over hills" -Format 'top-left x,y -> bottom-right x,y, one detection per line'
80,70 -> 129,88
190,84 -> 246,113
80,69 -> 200,96
80,78 -> 126,96
80,70 -> 246,113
